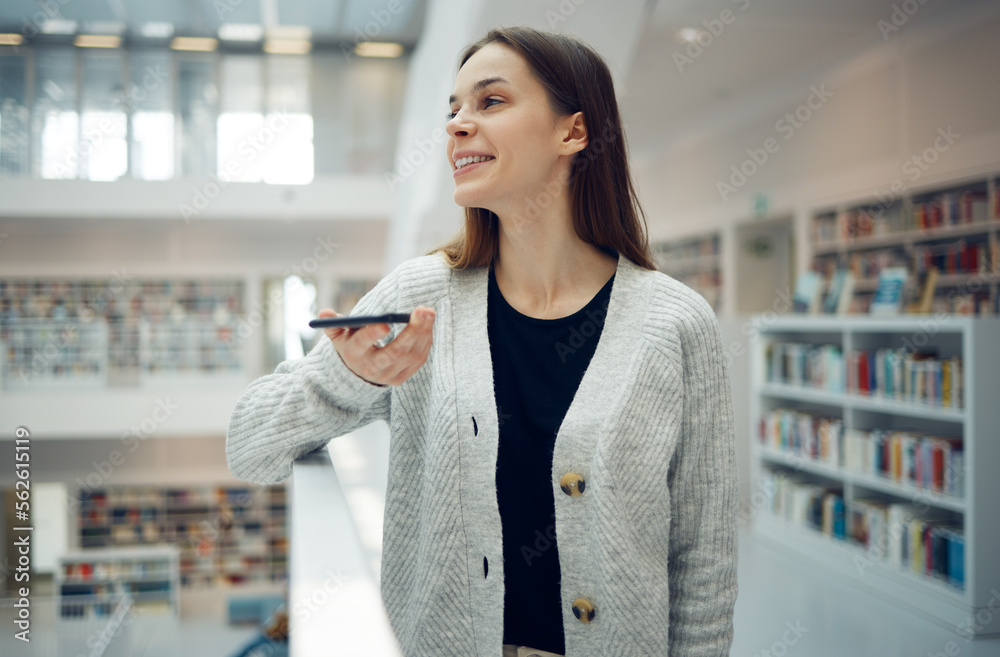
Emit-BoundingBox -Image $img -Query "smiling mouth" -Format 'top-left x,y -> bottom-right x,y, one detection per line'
454,155 -> 495,170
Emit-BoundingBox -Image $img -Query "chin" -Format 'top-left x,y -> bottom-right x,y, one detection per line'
453,189 -> 489,211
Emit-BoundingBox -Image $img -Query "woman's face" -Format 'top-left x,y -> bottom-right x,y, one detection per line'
446,42 -> 583,215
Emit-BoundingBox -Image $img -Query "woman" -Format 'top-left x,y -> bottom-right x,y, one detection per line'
227,26 -> 737,657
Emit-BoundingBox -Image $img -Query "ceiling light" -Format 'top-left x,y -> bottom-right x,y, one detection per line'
219,23 -> 264,42
0,34 -> 25,46
40,19 -> 78,35
266,26 -> 311,40
141,22 -> 174,39
171,37 -> 218,52
676,27 -> 705,44
263,39 -> 312,55
354,42 -> 403,58
83,21 -> 125,35
74,34 -> 122,49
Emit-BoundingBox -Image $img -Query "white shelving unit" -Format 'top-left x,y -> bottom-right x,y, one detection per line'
56,545 -> 180,620
749,315 -> 1000,637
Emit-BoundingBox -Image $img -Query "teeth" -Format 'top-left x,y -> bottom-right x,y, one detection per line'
455,155 -> 494,169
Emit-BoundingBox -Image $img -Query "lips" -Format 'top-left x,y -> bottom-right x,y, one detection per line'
453,155 -> 494,177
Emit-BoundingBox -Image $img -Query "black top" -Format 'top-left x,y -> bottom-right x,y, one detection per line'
488,265 -> 614,654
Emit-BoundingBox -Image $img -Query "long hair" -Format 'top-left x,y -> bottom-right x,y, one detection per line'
430,26 -> 656,271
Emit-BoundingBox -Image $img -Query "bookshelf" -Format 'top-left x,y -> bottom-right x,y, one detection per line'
810,174 -> 1000,315
652,232 -> 722,312
0,276 -> 245,389
56,545 -> 180,620
749,315 -> 1000,636
76,484 -> 288,589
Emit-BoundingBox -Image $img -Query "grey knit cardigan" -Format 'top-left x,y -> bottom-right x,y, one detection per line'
227,252 -> 738,657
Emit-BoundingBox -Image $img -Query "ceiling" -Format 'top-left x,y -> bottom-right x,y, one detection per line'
619,0 -> 997,166
2,0 -> 995,174
0,0 -> 427,45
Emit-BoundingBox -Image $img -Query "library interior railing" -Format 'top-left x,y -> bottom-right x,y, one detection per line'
290,446 -> 402,656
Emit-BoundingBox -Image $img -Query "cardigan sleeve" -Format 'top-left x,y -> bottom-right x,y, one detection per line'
667,296 -> 739,657
225,265 -> 401,485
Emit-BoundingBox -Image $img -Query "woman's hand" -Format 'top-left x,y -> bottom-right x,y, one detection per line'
318,306 -> 435,386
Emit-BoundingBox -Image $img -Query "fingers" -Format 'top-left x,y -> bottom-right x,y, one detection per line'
317,308 -> 347,342
324,305 -> 435,386
372,306 -> 435,385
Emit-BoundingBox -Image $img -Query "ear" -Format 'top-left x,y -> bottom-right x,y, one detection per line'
559,111 -> 588,156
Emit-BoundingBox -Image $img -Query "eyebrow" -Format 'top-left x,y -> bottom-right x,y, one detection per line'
449,76 -> 510,105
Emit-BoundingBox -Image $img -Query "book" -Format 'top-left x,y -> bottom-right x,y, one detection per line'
906,267 -> 938,314
823,268 -> 855,314
793,271 -> 824,313
870,267 -> 909,315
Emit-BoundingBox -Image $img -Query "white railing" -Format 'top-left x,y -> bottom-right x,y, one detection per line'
0,592 -> 141,657
290,447 -> 402,657
0,318 -> 244,390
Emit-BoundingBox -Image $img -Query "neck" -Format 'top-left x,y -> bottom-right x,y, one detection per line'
492,196 -> 618,320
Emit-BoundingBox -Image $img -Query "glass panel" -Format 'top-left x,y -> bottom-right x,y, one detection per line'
33,49 -> 79,179
129,51 -> 174,180
80,51 -> 127,181
218,54 -> 263,181
177,54 -> 218,177
264,55 -> 313,184
344,58 -> 405,174
0,54 -> 30,176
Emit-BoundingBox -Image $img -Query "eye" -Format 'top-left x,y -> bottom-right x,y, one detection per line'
446,97 -> 504,121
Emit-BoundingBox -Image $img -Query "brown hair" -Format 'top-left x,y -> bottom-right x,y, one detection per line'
430,26 -> 656,271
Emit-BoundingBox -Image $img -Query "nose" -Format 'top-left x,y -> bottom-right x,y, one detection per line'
446,107 -> 475,139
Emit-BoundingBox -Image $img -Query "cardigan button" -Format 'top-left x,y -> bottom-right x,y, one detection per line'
572,597 -> 595,623
559,472 -> 586,497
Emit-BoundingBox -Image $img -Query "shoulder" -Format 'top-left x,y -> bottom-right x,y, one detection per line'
638,266 -> 721,355
387,252 -> 457,304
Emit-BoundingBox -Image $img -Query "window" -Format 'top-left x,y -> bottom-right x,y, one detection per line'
34,49 -> 79,179
0,54 -> 29,176
129,51 -> 174,180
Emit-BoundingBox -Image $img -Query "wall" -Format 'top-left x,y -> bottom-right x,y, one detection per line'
633,5 -> 1000,514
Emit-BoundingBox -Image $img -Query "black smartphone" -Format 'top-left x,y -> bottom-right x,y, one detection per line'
308,313 -> 411,329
